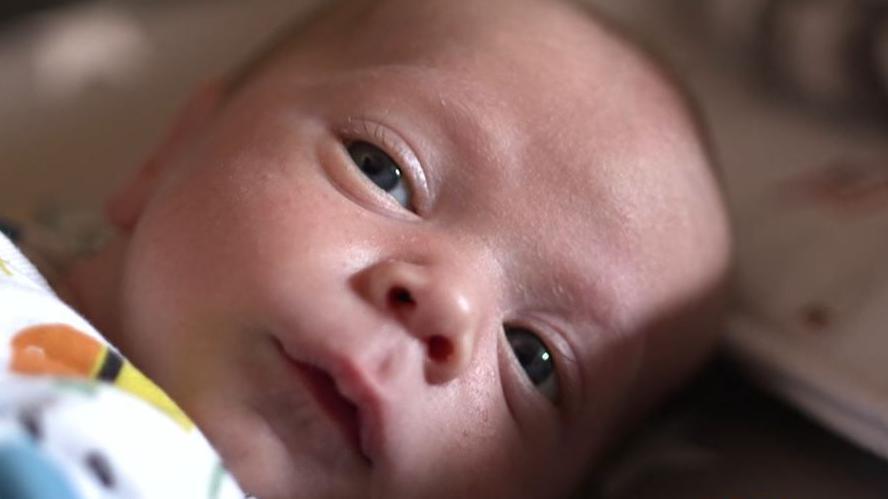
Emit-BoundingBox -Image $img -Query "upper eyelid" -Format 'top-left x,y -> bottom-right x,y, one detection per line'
541,321 -> 583,417
338,119 -> 430,211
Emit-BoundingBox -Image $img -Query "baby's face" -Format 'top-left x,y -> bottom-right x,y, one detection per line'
95,1 -> 730,497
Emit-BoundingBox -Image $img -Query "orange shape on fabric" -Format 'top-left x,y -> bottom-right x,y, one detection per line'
11,324 -> 102,378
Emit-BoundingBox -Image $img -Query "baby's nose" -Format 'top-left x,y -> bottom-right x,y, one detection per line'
354,260 -> 480,384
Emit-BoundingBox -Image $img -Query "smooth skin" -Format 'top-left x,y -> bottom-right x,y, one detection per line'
65,0 -> 731,497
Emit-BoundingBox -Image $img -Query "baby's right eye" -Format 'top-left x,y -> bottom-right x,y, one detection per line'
505,326 -> 560,403
347,141 -> 414,211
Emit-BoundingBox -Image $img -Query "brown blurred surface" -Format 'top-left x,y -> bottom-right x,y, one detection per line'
0,0 -> 320,215
578,357 -> 888,498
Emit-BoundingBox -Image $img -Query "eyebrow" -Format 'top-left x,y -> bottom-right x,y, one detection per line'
418,72 -> 517,179
524,250 -> 622,335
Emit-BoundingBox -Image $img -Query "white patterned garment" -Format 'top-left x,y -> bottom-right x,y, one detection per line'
0,231 -> 245,499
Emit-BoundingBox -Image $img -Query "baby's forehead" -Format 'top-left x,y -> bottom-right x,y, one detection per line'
278,0 -> 697,146
271,0 -> 704,177
268,0 -> 636,82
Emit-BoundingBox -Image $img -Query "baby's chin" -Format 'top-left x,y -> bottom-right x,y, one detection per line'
201,407 -> 368,498
179,354 -> 384,499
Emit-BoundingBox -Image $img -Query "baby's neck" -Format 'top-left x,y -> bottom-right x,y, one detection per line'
5,208 -> 108,280
62,237 -> 129,347
6,209 -> 126,345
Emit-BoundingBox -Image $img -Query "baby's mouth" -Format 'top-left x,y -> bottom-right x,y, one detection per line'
280,349 -> 368,463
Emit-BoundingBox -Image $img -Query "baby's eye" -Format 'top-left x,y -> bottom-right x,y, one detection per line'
347,141 -> 413,210
505,326 -> 560,403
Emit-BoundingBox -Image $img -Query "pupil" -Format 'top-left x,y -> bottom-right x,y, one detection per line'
523,348 -> 551,384
351,142 -> 401,192
516,344 -> 535,366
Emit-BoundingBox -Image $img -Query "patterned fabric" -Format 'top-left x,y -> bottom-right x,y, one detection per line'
0,230 -> 245,499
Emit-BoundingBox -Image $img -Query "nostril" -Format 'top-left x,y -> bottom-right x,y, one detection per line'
388,287 -> 415,307
426,335 -> 453,363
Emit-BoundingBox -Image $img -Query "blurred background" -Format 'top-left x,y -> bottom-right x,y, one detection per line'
0,0 -> 322,214
3,1 -> 888,497
1,0 -> 80,25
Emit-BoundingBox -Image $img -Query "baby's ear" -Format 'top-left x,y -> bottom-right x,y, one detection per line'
107,81 -> 224,231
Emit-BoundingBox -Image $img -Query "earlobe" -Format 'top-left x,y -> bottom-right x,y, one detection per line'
106,80 -> 225,231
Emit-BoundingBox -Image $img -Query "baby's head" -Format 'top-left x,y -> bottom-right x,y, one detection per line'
67,0 -> 731,497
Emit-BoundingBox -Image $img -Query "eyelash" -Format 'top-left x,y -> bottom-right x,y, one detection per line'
341,120 -> 385,153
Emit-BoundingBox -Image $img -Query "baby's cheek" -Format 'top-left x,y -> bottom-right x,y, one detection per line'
390,365 -> 530,496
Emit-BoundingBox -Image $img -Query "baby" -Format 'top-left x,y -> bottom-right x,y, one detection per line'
13,0 -> 731,497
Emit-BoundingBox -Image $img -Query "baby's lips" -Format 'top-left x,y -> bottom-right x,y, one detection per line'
289,360 -> 365,459
328,357 -> 387,465
276,337 -> 387,465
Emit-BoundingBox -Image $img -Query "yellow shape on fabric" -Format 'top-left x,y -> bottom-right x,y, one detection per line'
13,324 -> 194,431
89,348 -> 194,430
0,257 -> 12,276
110,353 -> 195,431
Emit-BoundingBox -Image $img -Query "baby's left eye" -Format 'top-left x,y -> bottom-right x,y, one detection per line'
505,326 -> 560,403
347,141 -> 413,210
